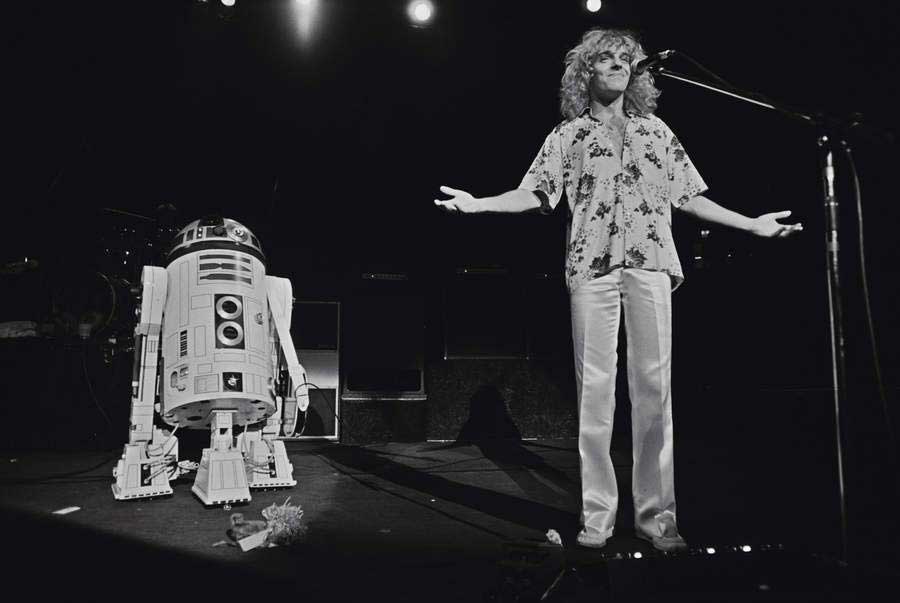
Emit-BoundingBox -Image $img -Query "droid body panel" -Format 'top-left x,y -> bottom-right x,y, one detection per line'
159,243 -> 274,430
112,217 -> 308,506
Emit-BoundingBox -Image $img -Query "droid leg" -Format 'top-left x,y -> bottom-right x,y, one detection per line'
113,266 -> 180,500
266,275 -> 310,436
112,427 -> 180,499
240,405 -> 297,489
192,410 -> 252,506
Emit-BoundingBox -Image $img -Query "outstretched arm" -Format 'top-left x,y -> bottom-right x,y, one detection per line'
434,186 -> 542,214
679,195 -> 803,238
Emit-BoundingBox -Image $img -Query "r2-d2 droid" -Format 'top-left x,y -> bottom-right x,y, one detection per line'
112,216 -> 308,505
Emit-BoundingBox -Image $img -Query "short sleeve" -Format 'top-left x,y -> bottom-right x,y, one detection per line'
666,129 -> 708,209
519,128 -> 565,214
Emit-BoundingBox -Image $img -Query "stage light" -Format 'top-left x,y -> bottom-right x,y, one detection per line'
741,545 -> 752,552
706,547 -> 716,554
407,0 -> 435,26
221,0 -> 235,6
291,0 -> 322,47
586,0 -> 602,12
633,552 -> 642,559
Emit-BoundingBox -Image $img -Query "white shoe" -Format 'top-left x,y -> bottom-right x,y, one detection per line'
637,511 -> 688,552
636,530 -> 688,552
576,529 -> 608,549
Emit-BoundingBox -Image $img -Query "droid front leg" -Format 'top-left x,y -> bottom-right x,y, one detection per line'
230,273 -> 309,490
192,410 -> 252,506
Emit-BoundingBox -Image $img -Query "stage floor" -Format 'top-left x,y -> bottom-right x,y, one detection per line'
2,438 -> 896,602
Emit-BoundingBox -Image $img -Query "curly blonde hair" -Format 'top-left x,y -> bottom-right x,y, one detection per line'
559,28 -> 661,120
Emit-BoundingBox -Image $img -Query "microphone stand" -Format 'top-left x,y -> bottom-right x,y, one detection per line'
650,65 -> 891,566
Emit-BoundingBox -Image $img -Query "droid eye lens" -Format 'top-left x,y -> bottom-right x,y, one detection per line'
216,296 -> 243,319
222,326 -> 239,339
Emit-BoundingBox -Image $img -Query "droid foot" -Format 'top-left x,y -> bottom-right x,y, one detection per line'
192,448 -> 252,506
246,439 -> 297,489
112,442 -> 175,500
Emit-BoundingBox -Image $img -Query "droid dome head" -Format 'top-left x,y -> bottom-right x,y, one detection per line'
168,216 -> 265,265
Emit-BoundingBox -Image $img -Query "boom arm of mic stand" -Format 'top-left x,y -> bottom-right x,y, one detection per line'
651,67 -> 895,145
651,67 -> 817,125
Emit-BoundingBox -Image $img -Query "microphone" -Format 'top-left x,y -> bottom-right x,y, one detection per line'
634,50 -> 675,74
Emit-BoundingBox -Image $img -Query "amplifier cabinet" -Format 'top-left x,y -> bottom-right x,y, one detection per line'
285,300 -> 340,440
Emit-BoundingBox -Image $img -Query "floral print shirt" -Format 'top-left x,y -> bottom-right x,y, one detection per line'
519,108 -> 707,292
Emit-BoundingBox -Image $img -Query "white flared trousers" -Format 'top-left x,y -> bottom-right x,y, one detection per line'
570,267 -> 678,540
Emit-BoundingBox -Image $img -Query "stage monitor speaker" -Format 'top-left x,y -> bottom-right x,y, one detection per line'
523,271 -> 570,359
443,267 -> 527,359
341,272 -> 426,401
285,300 -> 340,440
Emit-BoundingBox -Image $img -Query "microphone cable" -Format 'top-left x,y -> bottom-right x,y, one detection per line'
842,143 -> 897,468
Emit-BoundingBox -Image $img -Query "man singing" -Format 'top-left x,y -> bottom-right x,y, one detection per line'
435,28 -> 802,551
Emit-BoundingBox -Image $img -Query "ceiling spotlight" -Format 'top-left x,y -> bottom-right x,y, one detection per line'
221,0 -> 235,6
586,0 -> 602,12
407,0 -> 435,26
292,0 -> 322,47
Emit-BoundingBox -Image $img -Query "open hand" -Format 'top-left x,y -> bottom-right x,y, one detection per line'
433,186 -> 483,213
750,210 -> 803,238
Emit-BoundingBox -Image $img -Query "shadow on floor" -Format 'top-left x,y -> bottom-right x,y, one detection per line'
316,384 -> 584,543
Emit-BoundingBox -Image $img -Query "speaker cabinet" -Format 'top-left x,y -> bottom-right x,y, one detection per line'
286,300 -> 340,440
341,272 -> 426,401
523,271 -> 571,359
443,267 -> 527,359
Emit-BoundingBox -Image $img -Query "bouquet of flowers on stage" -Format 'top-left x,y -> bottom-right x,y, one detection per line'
227,498 -> 307,551
111,216 -> 309,506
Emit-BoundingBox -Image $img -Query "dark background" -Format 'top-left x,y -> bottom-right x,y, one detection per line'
6,1 -> 898,357
3,0 -> 899,563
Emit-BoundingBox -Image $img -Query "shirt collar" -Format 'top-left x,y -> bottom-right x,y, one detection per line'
579,105 -> 641,122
